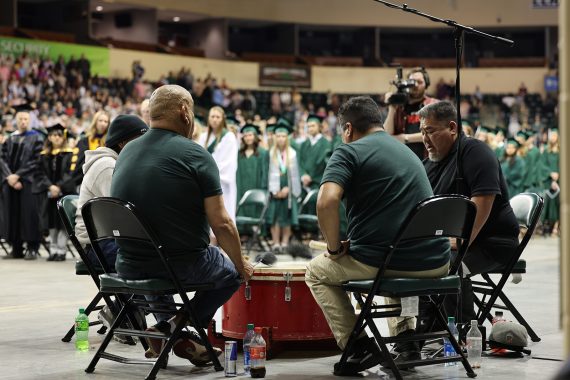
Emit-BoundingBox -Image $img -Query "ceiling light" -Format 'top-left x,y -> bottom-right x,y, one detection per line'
173,16 -> 180,22
95,5 -> 103,12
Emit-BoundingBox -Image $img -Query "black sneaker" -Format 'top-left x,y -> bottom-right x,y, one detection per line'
24,250 -> 38,260
53,254 -> 66,261
46,253 -> 57,261
333,337 -> 382,376
380,330 -> 421,370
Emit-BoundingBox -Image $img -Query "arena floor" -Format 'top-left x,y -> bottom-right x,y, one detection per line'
0,237 -> 564,379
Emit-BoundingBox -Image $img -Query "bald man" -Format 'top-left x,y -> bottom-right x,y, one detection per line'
1,111 -> 43,259
111,85 -> 253,365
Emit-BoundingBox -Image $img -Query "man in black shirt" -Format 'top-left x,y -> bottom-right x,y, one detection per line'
384,67 -> 438,160
419,101 -> 520,323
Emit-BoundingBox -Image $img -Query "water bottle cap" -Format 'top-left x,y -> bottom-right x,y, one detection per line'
247,323 -> 255,329
447,316 -> 455,323
79,308 -> 85,314
254,327 -> 262,334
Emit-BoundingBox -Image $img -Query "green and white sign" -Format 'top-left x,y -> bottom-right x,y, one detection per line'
0,36 -> 109,76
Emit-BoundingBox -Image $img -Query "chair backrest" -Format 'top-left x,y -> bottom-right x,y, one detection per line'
57,195 -> 79,238
237,189 -> 269,216
299,189 -> 319,215
509,192 -> 544,260
81,197 -> 186,291
384,195 -> 477,277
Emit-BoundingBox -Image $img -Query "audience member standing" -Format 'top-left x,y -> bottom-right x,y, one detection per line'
199,106 -> 238,223
0,110 -> 43,260
35,124 -> 77,261
74,110 -> 110,184
299,114 -> 331,194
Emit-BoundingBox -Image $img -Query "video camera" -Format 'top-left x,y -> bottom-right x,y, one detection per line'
387,65 -> 417,105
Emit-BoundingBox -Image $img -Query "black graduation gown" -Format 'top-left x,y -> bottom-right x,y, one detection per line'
35,149 -> 77,231
0,130 -> 43,243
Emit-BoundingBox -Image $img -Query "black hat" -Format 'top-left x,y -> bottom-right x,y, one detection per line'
105,115 -> 148,148
46,123 -> 67,136
226,115 -> 239,126
240,124 -> 260,135
12,103 -> 34,114
266,123 -> 277,133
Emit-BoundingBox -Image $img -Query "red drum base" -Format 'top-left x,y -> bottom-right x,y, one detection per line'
222,263 -> 334,343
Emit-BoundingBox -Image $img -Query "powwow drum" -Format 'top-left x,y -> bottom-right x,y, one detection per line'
222,262 -> 333,341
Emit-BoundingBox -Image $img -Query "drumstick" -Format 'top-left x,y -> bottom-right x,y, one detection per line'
309,240 -> 328,251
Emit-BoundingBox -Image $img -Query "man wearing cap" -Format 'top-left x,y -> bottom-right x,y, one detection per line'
1,110 -> 43,259
299,114 -> 332,194
418,101 -> 519,324
111,84 -> 253,366
75,114 -> 149,269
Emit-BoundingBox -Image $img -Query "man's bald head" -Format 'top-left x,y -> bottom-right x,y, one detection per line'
149,85 -> 194,126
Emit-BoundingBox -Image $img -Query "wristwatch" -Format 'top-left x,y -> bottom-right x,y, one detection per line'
327,245 -> 342,256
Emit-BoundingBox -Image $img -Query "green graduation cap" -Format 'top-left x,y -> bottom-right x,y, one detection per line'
275,117 -> 293,135
477,126 -> 491,133
307,114 -> 324,124
226,115 -> 239,126
240,123 -> 260,135
194,115 -> 205,126
516,131 -> 528,140
506,137 -> 521,148
266,123 -> 277,134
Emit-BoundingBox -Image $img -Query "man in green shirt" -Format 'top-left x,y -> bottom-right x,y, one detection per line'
305,96 -> 450,375
111,84 -> 253,365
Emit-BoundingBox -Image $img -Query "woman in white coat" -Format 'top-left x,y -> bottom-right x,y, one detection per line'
199,106 -> 238,222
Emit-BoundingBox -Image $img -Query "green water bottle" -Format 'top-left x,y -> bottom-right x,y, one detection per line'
75,308 -> 89,351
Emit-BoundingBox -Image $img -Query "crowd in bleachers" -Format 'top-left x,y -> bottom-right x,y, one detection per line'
0,53 -> 560,261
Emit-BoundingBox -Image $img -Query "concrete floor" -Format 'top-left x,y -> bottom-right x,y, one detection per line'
0,237 -> 565,379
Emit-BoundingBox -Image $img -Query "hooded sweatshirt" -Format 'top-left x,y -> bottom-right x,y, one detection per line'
75,147 -> 118,246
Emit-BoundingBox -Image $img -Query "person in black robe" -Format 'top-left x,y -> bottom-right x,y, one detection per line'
34,124 -> 77,261
0,111 -> 43,259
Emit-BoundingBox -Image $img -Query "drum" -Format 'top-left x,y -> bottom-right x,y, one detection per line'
222,262 -> 333,341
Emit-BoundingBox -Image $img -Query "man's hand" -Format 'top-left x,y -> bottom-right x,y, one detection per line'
7,174 -> 19,187
325,240 -> 350,261
13,181 -> 22,191
49,185 -> 61,198
280,186 -> 289,198
239,259 -> 254,282
301,174 -> 312,187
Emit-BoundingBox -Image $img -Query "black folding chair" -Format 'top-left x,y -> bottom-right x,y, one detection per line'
57,195 -> 111,342
338,195 -> 477,380
82,197 -> 223,380
472,192 -> 544,342
0,238 -> 10,255
235,189 -> 270,254
295,189 -> 320,239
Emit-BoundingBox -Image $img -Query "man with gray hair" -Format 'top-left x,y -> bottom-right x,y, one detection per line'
111,84 -> 253,365
418,100 -> 519,324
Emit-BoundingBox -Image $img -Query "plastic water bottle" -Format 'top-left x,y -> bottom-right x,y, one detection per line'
249,327 -> 266,378
75,308 -> 89,351
466,320 -> 482,368
444,316 -> 459,367
243,323 -> 255,375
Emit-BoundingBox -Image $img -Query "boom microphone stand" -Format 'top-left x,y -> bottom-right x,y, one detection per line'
373,0 -> 514,196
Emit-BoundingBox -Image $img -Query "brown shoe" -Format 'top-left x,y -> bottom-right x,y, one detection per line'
173,331 -> 222,367
144,322 -> 170,358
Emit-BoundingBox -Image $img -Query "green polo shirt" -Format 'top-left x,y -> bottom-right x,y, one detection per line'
321,130 -> 449,271
111,128 -> 222,274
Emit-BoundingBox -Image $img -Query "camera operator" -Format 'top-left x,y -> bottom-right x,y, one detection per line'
384,67 -> 438,160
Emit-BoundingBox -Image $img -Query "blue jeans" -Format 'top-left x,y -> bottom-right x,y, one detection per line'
118,245 -> 241,327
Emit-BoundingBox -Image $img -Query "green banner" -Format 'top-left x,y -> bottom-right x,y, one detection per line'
0,36 -> 109,77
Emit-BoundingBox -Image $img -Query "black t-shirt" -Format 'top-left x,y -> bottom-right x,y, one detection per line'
423,135 -> 519,245
400,101 -> 425,159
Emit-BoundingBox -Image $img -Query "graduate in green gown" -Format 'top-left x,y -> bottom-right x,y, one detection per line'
299,114 -> 332,194
519,131 -> 542,190
500,138 -> 526,198
236,124 -> 269,218
539,128 -> 560,234
265,123 -> 301,252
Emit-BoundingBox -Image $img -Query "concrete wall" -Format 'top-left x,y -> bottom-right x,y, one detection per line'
117,0 -> 558,28
109,48 -> 549,94
91,9 -> 158,44
188,19 -> 227,60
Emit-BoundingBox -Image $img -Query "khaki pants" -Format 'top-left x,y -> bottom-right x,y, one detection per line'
305,253 -> 449,350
